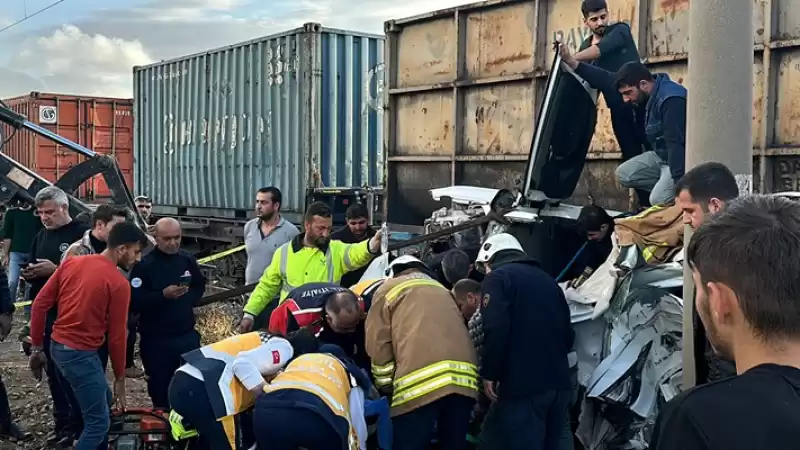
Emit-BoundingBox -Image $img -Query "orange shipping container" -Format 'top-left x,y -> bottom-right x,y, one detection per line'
0,92 -> 134,201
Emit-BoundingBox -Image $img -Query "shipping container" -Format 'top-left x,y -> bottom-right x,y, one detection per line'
0,92 -> 134,200
133,23 -> 385,223
384,0 -> 800,226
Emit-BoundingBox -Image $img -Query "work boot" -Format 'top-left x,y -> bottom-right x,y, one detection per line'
0,421 -> 31,441
126,366 -> 145,378
0,376 -> 30,441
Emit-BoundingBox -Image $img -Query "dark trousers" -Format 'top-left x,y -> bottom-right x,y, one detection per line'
478,390 -> 572,450
168,371 -> 234,450
140,331 -> 201,409
0,375 -> 12,426
253,393 -> 344,450
126,315 -> 138,369
393,394 -> 475,450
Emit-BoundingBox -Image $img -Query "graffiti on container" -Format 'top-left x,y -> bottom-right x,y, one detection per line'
267,42 -> 300,86
162,112 -> 270,153
552,20 -> 631,52
366,62 -> 385,112
152,68 -> 188,82
775,159 -> 800,191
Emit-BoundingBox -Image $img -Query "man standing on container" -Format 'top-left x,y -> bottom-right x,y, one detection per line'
129,218 -> 206,410
21,186 -> 89,446
239,202 -> 381,333
243,187 -> 299,328
331,203 -> 376,288
1,202 -> 42,304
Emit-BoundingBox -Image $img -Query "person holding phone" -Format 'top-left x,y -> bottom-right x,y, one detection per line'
129,217 -> 206,410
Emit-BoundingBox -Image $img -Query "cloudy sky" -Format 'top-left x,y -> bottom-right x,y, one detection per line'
0,0 -> 468,99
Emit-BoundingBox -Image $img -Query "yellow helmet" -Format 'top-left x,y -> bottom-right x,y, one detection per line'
350,279 -> 384,300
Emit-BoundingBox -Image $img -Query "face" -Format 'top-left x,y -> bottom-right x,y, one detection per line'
155,224 -> 182,254
326,308 -> 362,334
255,192 -> 279,221
37,200 -> 70,230
677,190 -> 725,230
453,291 -> 480,320
305,215 -> 333,247
116,243 -> 143,270
584,9 -> 609,35
94,216 -> 127,242
692,269 -> 737,361
347,216 -> 369,238
587,224 -> 610,242
619,82 -> 649,105
135,201 -> 152,220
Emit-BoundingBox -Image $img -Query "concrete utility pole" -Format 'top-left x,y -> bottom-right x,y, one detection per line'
682,0 -> 754,389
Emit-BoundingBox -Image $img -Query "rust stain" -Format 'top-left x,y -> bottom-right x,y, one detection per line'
659,0 -> 690,12
422,59 -> 443,69
485,52 -> 530,69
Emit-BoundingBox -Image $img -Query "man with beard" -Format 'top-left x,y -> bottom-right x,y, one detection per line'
135,195 -> 154,226
674,162 -> 740,384
331,203 -> 376,288
129,218 -> 206,409
21,186 -> 89,446
29,221 -> 148,450
239,202 -> 381,333
649,194 -> 800,450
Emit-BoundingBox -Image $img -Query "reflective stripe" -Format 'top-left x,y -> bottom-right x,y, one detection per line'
391,360 -> 479,407
392,374 -> 478,407
168,410 -> 198,440
393,360 -> 478,392
264,380 -> 346,414
343,244 -> 353,271
385,279 -> 445,305
371,361 -> 395,376
374,375 -> 393,388
325,247 -> 335,283
278,243 -> 298,293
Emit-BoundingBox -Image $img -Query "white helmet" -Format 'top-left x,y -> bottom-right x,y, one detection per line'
475,233 -> 524,267
385,254 -> 428,277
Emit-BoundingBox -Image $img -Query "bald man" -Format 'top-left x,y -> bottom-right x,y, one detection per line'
129,217 -> 206,409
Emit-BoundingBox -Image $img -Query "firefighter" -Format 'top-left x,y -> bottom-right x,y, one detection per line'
475,233 -> 574,450
365,255 -> 478,450
167,329 -> 319,450
239,201 -> 382,333
252,344 -> 374,450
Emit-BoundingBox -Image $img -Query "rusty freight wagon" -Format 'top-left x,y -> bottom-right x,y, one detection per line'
0,92 -> 134,201
383,0 -> 800,227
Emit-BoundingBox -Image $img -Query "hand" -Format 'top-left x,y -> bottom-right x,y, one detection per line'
1,254 -> 7,268
0,314 -> 12,341
29,351 -> 47,381
238,315 -> 254,333
162,285 -> 189,299
113,378 -> 127,411
557,43 -> 579,70
146,224 -> 156,234
27,259 -> 56,278
368,229 -> 383,254
483,380 -> 499,402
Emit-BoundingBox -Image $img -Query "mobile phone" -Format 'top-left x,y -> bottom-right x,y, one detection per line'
178,274 -> 192,286
18,262 -> 30,270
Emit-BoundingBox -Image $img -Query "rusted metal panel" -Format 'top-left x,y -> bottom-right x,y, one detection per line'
393,92 -> 454,156
393,18 -> 457,88
464,2 -> 537,78
771,156 -> 800,191
776,0 -> 800,39
462,82 -> 535,155
773,49 -> 800,145
575,160 -> 630,211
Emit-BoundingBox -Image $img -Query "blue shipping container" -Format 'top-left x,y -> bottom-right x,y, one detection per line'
133,23 -> 385,220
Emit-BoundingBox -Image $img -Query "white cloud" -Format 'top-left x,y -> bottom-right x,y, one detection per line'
0,0 -> 471,98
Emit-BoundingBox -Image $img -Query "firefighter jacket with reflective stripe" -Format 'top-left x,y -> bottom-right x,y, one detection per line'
365,271 -> 479,417
244,233 -> 374,316
181,331 -> 293,419
262,353 -> 361,449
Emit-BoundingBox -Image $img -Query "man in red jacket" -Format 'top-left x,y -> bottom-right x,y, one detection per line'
29,221 -> 149,450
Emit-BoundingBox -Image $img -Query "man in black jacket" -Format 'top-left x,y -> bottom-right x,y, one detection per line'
129,217 -> 205,409
331,203 -> 376,287
475,233 -> 574,450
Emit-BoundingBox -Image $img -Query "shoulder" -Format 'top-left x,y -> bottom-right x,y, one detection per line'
330,226 -> 348,239
282,220 -> 299,233
177,249 -> 197,261
244,218 -> 258,233
607,21 -> 632,35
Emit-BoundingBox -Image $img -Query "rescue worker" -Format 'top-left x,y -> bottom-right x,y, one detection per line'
239,201 -> 381,333
129,217 -> 206,410
269,280 -> 381,371
168,329 -> 319,450
476,233 -> 574,450
253,343 -> 374,450
331,203 -> 377,288
366,255 -> 479,450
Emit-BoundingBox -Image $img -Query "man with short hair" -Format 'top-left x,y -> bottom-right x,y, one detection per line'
240,202 -> 381,333
134,195 -> 154,225
332,203 -> 376,288
62,204 -> 129,260
29,221 -> 149,450
565,205 -> 616,282
21,186 -> 90,446
244,187 -> 299,286
649,194 -> 800,450
129,217 -> 206,409
674,162 -> 740,385
613,62 -> 687,205
1,203 -> 42,302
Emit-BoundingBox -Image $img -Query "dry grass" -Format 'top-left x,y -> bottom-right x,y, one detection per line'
195,302 -> 239,345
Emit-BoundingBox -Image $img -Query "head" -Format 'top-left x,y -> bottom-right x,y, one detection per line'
303,202 -> 333,248
104,221 -> 149,270
577,205 -> 614,241
255,187 -> 282,221
452,278 -> 482,320
345,203 -> 370,239
134,195 -> 152,220
687,195 -> 800,363
34,186 -> 71,229
285,328 -> 320,358
386,255 -> 429,278
324,291 -> 363,334
153,217 -> 182,254
581,0 -> 609,36
475,233 -> 525,274
91,205 -> 131,242
614,62 -> 655,106
441,250 -> 472,285
675,162 -> 739,230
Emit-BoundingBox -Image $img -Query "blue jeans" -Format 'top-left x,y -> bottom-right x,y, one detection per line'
7,252 -> 27,311
50,341 -> 112,450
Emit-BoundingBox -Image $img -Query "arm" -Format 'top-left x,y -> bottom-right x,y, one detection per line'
575,23 -> 634,63
243,249 -> 283,317
364,293 -> 395,392
574,63 -> 617,97
661,97 -> 688,182
1,212 -> 13,261
0,268 -> 12,315
340,240 -> 377,274
129,263 -> 163,312
649,397 -> 710,450
107,278 -> 131,380
185,256 -> 207,306
231,335 -> 293,395
479,272 -> 511,382
29,262 -> 62,347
